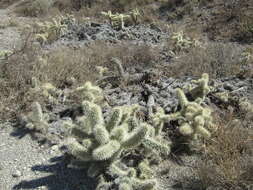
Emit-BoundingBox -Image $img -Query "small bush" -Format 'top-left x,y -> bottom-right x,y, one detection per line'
14,0 -> 53,17
0,40 -> 159,119
197,113 -> 253,189
163,42 -> 248,78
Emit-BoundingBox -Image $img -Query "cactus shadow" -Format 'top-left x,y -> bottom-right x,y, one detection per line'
12,155 -> 96,190
10,125 -> 31,139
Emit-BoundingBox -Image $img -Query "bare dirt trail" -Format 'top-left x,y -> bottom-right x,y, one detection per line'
0,8 -> 21,52
0,124 -> 94,190
0,7 -> 95,190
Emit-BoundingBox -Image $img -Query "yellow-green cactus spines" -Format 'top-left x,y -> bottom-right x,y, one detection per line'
92,140 -> 121,161
26,102 -> 49,133
75,82 -> 104,104
188,73 -> 211,102
107,161 -> 157,190
66,101 -> 150,177
150,74 -> 215,151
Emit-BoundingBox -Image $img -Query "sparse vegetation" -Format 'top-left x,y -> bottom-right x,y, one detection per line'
0,0 -> 252,190
198,113 -> 253,189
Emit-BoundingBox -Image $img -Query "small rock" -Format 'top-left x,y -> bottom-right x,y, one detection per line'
223,83 -> 236,91
12,170 -> 22,177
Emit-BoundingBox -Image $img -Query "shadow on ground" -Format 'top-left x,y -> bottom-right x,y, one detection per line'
13,155 -> 96,190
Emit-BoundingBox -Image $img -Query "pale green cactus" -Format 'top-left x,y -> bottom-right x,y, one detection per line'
101,160 -> 157,190
213,91 -> 229,102
66,101 -> 150,177
0,50 -> 13,59
188,73 -> 211,102
26,102 -> 49,133
140,106 -> 172,157
170,88 -> 213,140
35,15 -> 68,44
151,74 -> 215,150
102,9 -> 141,29
73,81 -> 104,104
239,98 -> 253,113
29,77 -> 61,104
171,31 -> 201,52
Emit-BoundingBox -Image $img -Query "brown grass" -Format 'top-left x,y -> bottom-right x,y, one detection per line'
14,0 -> 53,17
203,0 -> 253,43
162,42 -> 252,78
0,0 -> 20,8
0,39 -> 160,119
197,112 -> 253,189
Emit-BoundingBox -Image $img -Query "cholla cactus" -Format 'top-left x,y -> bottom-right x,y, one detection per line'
239,98 -> 253,113
35,16 -> 68,44
73,81 -> 104,104
143,112 -> 172,157
167,89 -> 213,139
129,8 -> 141,24
171,31 -> 201,52
213,91 -> 229,102
97,160 -> 156,190
188,73 -> 211,102
26,102 -> 49,133
102,11 -> 130,29
66,101 -> 149,177
151,74 -> 215,150
101,9 -> 140,29
174,88 -> 213,139
29,77 -> 61,104
0,50 -> 13,59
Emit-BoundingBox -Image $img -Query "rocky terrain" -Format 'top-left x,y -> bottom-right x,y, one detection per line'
0,1 -> 252,190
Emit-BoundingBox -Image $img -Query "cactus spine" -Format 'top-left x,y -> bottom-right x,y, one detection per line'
66,100 -> 149,177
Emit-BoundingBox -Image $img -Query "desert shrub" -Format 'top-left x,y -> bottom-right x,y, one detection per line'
0,40 -> 159,119
197,113 -> 253,189
14,0 -> 53,17
163,42 -> 248,78
204,0 -> 253,43
0,0 -> 20,8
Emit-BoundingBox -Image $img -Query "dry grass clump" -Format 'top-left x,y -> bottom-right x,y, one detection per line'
0,0 -> 20,8
203,0 -> 253,43
0,40 -> 159,119
163,42 -> 252,78
39,41 -> 160,87
14,0 -> 53,17
197,112 -> 253,189
0,36 -> 43,119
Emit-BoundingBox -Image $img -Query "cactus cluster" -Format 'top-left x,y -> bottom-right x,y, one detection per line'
101,8 -> 140,29
72,81 -> 105,104
25,102 -> 49,133
171,31 -> 201,52
65,101 -> 151,177
0,50 -> 13,60
97,160 -> 156,190
29,77 -> 62,104
187,73 -> 211,102
34,15 -> 70,44
239,98 -> 253,113
151,74 -> 214,150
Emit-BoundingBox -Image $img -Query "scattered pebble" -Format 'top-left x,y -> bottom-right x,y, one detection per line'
12,170 -> 22,177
